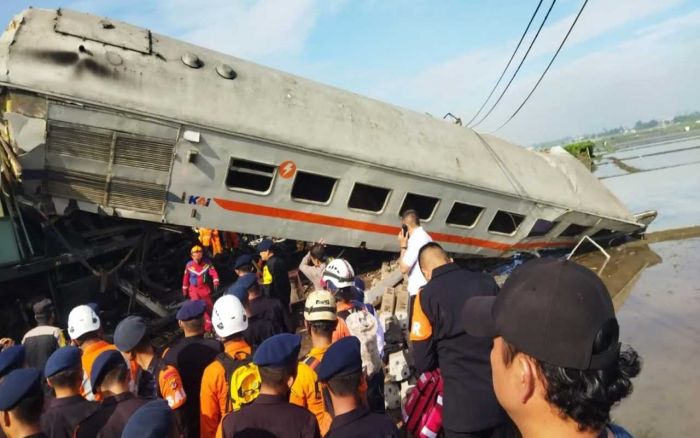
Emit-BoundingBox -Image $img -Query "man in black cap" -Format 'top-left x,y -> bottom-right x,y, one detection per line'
257,239 -> 292,312
74,350 -> 147,438
220,333 -> 320,438
22,299 -> 65,372
113,316 -> 186,410
316,336 -> 398,438
0,368 -> 46,438
463,258 -> 641,438
41,347 -> 98,438
232,254 -> 257,279
163,301 -> 222,438
410,243 -> 508,437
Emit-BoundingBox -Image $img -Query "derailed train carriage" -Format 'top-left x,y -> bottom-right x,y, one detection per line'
0,9 -> 654,330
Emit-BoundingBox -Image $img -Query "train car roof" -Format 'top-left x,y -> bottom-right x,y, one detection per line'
0,8 -> 636,224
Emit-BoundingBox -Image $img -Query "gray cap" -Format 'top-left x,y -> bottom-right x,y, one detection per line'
113,316 -> 148,352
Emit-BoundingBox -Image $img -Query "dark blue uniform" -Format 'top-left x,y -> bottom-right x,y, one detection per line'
411,263 -> 507,435
41,395 -> 99,438
326,407 -> 398,438
220,394 -> 320,438
75,392 -> 147,438
163,335 -> 222,438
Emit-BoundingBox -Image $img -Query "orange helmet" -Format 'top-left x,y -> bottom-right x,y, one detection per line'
191,245 -> 203,254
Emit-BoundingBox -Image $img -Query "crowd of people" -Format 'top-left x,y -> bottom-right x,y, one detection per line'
0,210 -> 642,438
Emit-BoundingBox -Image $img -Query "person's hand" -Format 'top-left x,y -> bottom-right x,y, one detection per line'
397,230 -> 408,248
318,238 -> 326,246
0,338 -> 15,351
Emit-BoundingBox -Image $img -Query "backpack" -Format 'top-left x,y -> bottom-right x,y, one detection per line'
216,351 -> 261,412
338,303 -> 382,377
402,369 -> 444,438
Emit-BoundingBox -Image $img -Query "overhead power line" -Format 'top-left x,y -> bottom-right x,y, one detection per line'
469,0 -> 557,129
464,0 -> 545,127
492,0 -> 590,133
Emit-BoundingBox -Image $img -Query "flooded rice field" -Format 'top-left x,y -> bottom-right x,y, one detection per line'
584,135 -> 700,436
596,135 -> 700,231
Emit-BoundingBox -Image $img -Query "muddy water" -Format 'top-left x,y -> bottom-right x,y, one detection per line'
576,238 -> 700,437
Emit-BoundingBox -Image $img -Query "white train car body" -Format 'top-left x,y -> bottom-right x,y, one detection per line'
0,9 -> 647,257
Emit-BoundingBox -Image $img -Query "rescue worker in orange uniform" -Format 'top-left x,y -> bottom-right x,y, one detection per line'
199,295 -> 251,438
66,305 -> 118,401
290,290 -> 338,435
183,246 -> 220,332
197,229 -> 223,257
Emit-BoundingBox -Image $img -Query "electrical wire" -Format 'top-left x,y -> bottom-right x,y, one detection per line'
491,0 -> 590,133
470,0 -> 557,128
464,0 -> 545,127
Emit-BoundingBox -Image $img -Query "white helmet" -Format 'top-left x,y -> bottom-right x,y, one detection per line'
67,305 -> 101,340
304,290 -> 337,322
212,295 -> 248,338
322,258 -> 355,289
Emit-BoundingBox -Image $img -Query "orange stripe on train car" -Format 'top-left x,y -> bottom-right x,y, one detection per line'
213,198 -> 574,251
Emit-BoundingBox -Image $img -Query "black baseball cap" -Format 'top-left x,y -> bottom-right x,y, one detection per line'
462,258 -> 620,370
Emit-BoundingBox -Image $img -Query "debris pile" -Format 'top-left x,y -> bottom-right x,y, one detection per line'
366,261 -> 418,411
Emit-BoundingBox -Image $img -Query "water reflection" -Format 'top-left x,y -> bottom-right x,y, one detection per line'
574,243 -> 663,310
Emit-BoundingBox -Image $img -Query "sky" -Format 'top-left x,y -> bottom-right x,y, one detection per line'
1,0 -> 698,145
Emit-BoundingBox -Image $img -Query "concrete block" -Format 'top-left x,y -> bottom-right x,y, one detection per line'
380,287 -> 397,314
388,350 -> 411,382
384,382 -> 401,410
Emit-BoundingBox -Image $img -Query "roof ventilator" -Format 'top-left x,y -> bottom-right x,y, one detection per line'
181,52 -> 203,68
216,64 -> 237,79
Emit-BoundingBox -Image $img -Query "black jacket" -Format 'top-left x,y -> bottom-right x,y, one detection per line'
41,395 -> 99,438
264,256 -> 291,308
326,407 -> 398,438
163,335 -> 223,438
75,392 -> 148,438
411,263 -> 506,433
221,393 -> 320,438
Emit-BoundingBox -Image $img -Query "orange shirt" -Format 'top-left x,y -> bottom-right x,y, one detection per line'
80,340 -> 117,401
290,361 -> 330,435
291,346 -> 331,435
331,302 -> 353,342
200,339 -> 251,438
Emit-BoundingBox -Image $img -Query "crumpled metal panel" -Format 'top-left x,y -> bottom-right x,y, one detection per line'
54,8 -> 151,54
45,168 -> 105,204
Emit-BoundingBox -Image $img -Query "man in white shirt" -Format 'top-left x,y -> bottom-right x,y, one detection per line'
397,210 -> 433,322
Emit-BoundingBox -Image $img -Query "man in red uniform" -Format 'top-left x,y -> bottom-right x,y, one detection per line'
182,245 -> 219,332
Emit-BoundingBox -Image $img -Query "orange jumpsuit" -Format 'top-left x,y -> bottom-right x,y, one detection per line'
199,339 -> 251,438
291,346 -> 332,435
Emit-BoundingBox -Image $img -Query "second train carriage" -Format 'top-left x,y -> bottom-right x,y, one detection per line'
0,8 -> 653,259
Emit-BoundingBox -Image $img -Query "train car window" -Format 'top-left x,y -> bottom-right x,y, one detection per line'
399,193 -> 440,221
591,228 -> 614,239
488,210 -> 525,235
527,219 -> 557,237
291,171 -> 337,204
559,223 -> 589,237
348,183 -> 391,213
446,202 -> 484,228
226,158 -> 276,193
